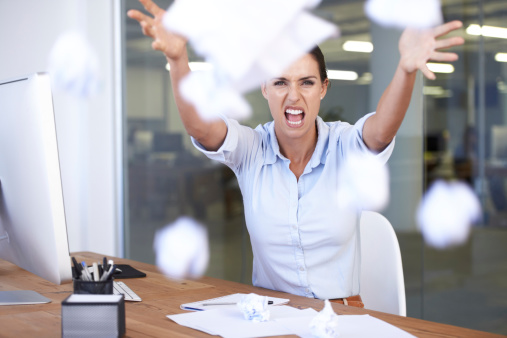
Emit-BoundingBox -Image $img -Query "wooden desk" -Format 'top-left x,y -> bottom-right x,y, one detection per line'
0,252 -> 502,337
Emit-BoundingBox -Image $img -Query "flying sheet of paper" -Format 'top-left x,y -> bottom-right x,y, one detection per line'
416,180 -> 481,249
153,216 -> 209,280
365,0 -> 443,29
163,0 -> 338,121
48,31 -> 100,99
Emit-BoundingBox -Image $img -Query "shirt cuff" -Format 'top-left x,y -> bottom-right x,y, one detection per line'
191,116 -> 239,162
358,112 -> 395,163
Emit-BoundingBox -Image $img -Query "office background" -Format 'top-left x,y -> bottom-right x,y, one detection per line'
1,0 -> 506,335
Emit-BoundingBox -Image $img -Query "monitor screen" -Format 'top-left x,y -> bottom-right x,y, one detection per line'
0,72 -> 72,286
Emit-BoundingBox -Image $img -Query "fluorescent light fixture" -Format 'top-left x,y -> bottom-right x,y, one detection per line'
426,63 -> 454,74
423,86 -> 453,98
466,24 -> 507,39
166,62 -> 213,71
327,70 -> 358,81
357,72 -> 373,85
495,53 -> 507,62
343,41 -> 374,53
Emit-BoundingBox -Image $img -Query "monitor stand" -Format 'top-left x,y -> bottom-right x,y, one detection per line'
0,290 -> 52,305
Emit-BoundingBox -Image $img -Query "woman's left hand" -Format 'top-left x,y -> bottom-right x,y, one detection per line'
398,20 -> 465,80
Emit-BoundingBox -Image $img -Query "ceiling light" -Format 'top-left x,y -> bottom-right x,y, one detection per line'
423,86 -> 453,98
166,62 -> 213,72
466,24 -> 507,39
495,53 -> 507,62
426,63 -> 454,74
343,41 -> 374,53
327,70 -> 358,81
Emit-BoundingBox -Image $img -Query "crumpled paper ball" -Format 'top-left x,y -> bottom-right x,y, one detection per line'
237,293 -> 270,322
163,0 -> 338,121
336,153 -> 390,211
416,180 -> 481,249
365,0 -> 443,30
48,30 -> 100,98
309,299 -> 340,338
153,216 -> 209,280
180,71 -> 252,122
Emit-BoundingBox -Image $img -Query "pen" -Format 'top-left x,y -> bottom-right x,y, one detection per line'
101,264 -> 117,281
72,257 -> 82,279
80,262 -> 92,281
105,259 -> 114,273
98,261 -> 103,278
92,262 -> 100,281
102,257 -> 107,277
202,301 -> 274,306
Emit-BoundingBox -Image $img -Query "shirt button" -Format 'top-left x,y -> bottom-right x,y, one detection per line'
299,266 -> 305,271
292,225 -> 297,230
306,288 -> 310,293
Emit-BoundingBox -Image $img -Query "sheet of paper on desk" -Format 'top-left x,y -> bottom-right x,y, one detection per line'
275,314 -> 417,338
168,305 -> 316,338
180,293 -> 290,311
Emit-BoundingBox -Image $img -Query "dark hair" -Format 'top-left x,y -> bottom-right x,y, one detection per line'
309,46 -> 328,84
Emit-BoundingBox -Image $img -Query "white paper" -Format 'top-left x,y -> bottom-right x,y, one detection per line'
163,0 -> 338,121
277,314 -> 417,338
153,216 -> 209,280
416,180 -> 481,249
181,293 -> 290,311
309,299 -> 340,338
336,153 -> 390,211
168,305 -> 312,338
365,0 -> 443,29
237,293 -> 270,322
48,30 -> 100,99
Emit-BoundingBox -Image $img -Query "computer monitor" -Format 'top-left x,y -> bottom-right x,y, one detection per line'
0,73 -> 72,304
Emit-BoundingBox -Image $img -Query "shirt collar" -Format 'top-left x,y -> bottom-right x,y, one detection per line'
264,116 -> 330,167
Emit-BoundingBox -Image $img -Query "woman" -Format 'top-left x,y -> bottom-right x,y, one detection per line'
128,0 -> 464,307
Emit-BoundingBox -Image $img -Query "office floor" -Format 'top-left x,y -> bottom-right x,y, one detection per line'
128,197 -> 507,335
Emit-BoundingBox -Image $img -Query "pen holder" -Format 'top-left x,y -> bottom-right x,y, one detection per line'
73,278 -> 114,295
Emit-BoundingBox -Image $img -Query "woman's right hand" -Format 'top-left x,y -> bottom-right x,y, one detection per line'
127,0 -> 187,62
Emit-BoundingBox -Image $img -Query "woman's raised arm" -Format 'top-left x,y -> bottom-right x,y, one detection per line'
363,20 -> 465,152
128,0 -> 227,151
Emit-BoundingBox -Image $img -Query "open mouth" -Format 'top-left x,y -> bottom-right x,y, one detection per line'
285,108 -> 305,127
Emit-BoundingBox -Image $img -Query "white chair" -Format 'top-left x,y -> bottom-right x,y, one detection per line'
359,211 -> 406,316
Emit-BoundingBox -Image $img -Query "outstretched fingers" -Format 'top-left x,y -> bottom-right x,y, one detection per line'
139,0 -> 165,17
420,65 -> 436,80
435,36 -> 465,50
127,9 -> 154,26
433,20 -> 463,38
430,51 -> 459,62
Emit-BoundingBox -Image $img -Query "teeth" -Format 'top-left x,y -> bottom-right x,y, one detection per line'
286,109 -> 303,115
287,119 -> 302,125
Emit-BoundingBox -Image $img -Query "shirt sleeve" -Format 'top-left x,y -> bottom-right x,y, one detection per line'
191,116 -> 261,173
337,112 -> 395,164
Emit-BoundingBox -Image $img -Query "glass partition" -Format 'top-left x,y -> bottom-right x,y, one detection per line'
121,1 -> 506,334
422,0 -> 507,333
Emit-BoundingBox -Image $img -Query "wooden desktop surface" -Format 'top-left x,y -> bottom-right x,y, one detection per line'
0,252 -> 502,338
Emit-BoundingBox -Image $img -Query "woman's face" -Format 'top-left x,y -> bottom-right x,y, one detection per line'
262,54 -> 328,142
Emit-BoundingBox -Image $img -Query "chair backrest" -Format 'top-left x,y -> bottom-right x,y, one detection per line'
359,211 -> 406,316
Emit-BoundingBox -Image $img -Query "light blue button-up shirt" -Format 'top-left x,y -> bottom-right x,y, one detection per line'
192,113 -> 394,299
